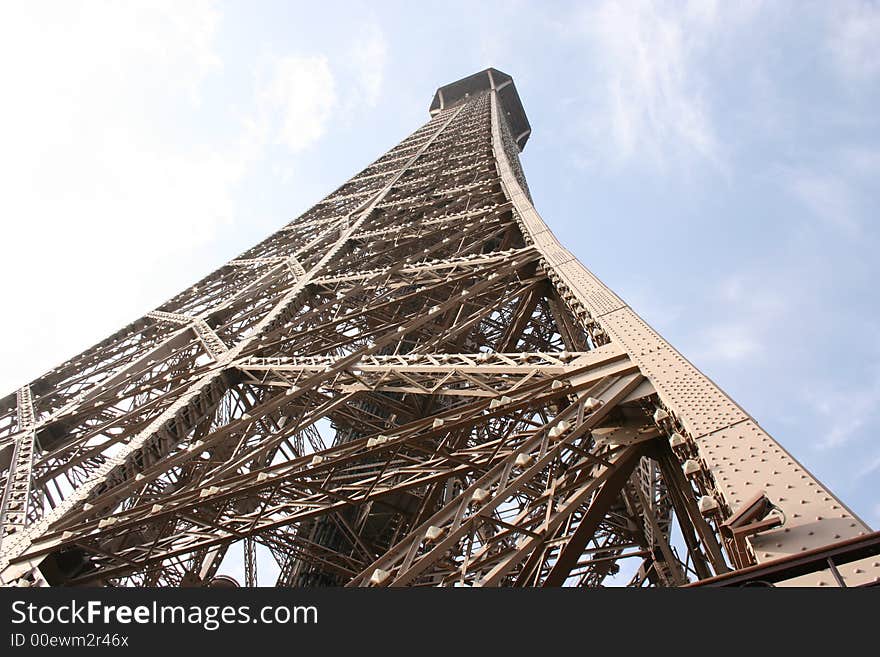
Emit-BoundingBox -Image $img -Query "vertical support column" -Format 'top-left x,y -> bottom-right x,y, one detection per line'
488,85 -> 874,583
244,537 -> 257,587
0,387 -> 37,549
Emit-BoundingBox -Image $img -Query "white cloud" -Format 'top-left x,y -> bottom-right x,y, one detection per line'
856,453 -> 880,480
691,270 -> 790,365
823,416 -> 868,451
259,55 -> 337,153
0,6 -> 393,395
841,146 -> 880,178
0,1 -> 249,393
827,1 -> 880,80
785,169 -> 861,236
255,22 -> 388,147
350,24 -> 388,108
805,373 -> 880,450
696,324 -> 761,363
568,0 -> 724,170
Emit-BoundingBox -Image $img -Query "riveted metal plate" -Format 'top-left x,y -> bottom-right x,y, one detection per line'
699,420 -> 871,574
771,558 -> 880,587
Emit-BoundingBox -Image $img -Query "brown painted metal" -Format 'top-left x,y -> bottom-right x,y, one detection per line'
0,68 -> 876,588
687,531 -> 880,587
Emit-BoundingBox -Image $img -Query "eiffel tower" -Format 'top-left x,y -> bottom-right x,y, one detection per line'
1,68 -> 877,588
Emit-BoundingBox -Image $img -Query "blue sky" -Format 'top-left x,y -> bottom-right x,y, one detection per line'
1,1 -> 878,530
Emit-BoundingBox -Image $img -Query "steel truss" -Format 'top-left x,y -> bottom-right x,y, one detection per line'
0,68 -> 876,588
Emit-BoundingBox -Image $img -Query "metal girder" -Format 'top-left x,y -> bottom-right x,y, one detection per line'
487,82 -> 875,584
0,388 -> 37,550
1,69 -> 875,589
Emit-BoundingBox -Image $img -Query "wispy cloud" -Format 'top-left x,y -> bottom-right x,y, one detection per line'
784,169 -> 861,236
827,1 -> 880,81
840,146 -> 880,178
805,373 -> 880,450
350,23 -> 388,108
779,142 -> 880,238
565,0 -> 731,171
0,6 -> 394,394
0,1 -> 253,392
258,55 -> 338,152
690,270 -> 791,365
697,325 -> 761,363
256,21 -> 388,149
856,453 -> 880,480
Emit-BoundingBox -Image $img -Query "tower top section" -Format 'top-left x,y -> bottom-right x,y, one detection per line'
430,68 -> 531,151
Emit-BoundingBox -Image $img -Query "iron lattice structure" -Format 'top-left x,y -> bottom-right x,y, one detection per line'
1,69 -> 876,588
